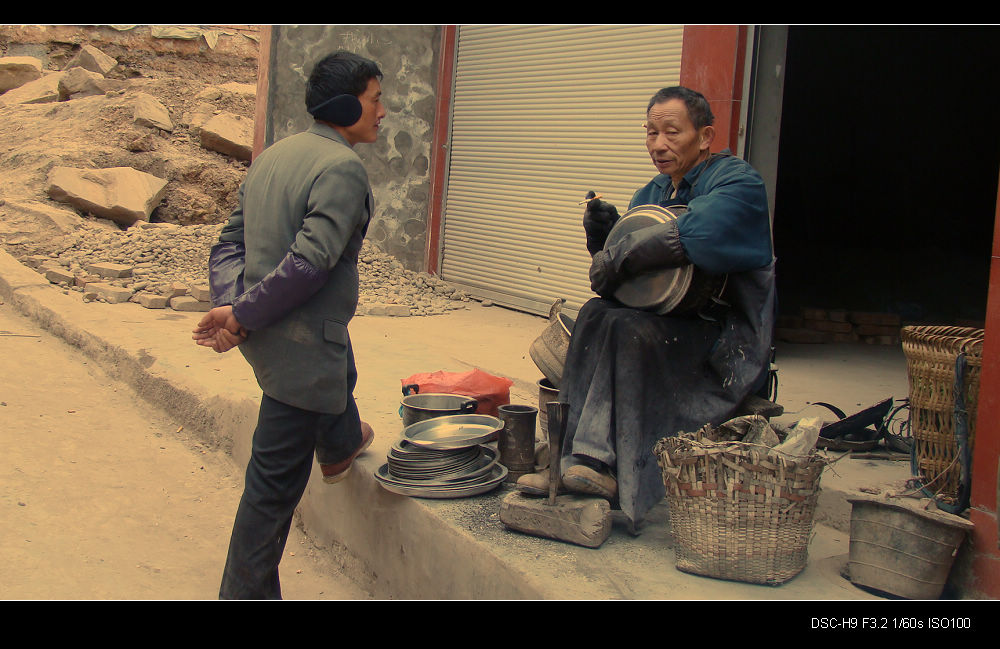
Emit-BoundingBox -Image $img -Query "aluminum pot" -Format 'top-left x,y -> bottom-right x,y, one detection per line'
400,393 -> 478,427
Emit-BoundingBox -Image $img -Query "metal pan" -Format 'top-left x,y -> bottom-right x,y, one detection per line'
604,204 -> 727,316
390,439 -> 477,460
389,446 -> 500,482
389,453 -> 482,479
388,442 -> 480,467
401,414 -> 502,450
606,205 -> 693,313
374,462 -> 507,499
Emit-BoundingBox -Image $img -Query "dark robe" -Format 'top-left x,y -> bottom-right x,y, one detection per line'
560,151 -> 777,528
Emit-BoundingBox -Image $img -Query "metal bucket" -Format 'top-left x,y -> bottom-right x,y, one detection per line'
400,393 -> 478,428
528,299 -> 574,389
847,496 -> 974,599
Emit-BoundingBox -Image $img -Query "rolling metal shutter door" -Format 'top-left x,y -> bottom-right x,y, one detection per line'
441,24 -> 684,316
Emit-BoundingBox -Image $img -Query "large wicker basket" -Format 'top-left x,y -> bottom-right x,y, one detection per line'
654,435 -> 826,585
901,325 -> 984,505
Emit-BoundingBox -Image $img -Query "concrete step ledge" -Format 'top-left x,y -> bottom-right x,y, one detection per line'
0,248 -> 905,599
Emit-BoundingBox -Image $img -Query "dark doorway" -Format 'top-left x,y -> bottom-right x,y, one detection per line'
773,26 -> 999,327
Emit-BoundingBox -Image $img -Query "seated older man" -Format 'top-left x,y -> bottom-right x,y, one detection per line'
518,86 -> 776,531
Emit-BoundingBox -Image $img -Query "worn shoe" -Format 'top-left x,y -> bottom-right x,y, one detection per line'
515,468 -> 566,497
562,464 -> 617,500
320,421 -> 375,484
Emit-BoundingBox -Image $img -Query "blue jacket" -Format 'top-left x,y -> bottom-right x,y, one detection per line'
630,151 -> 777,395
628,151 -> 773,275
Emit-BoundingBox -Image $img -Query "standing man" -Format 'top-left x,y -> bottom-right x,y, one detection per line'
519,86 -> 776,532
192,50 -> 386,599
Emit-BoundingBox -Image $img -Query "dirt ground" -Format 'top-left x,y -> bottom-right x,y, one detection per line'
0,297 -> 370,599
0,26 -> 358,600
0,24 -> 258,255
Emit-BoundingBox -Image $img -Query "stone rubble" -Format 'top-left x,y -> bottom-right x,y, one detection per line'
25,219 -> 473,316
1,42 -> 474,318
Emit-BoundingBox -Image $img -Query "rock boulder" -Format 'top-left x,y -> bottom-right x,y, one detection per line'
0,56 -> 43,93
200,111 -> 253,161
57,67 -> 108,100
132,92 -> 173,131
46,166 -> 169,226
0,71 -> 64,106
64,44 -> 118,76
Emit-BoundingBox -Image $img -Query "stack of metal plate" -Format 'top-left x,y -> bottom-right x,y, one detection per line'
374,414 -> 508,499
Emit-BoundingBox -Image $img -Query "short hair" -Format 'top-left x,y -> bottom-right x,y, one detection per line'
646,86 -> 714,129
305,51 -> 383,110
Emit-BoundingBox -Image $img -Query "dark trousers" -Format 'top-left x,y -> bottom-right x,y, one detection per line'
219,392 -> 362,600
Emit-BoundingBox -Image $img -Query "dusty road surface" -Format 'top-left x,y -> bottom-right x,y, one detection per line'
0,299 -> 370,600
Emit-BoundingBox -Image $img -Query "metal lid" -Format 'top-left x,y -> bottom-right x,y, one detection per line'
604,204 -> 694,314
402,414 -> 502,450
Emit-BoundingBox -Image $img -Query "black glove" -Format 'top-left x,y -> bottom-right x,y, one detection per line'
613,219 -> 689,276
589,220 -> 689,298
588,249 -> 620,297
582,190 -> 620,255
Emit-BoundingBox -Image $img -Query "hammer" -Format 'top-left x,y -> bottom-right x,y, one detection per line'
498,401 -> 613,548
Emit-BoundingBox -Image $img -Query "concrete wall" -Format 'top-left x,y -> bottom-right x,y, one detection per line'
264,25 -> 443,271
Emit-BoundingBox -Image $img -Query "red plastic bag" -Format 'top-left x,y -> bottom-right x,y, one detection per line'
401,368 -> 514,417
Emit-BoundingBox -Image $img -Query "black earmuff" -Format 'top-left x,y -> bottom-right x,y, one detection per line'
308,93 -> 363,127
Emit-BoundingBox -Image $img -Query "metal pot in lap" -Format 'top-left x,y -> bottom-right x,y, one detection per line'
604,204 -> 727,316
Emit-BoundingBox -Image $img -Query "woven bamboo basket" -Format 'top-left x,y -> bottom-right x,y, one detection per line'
901,325 -> 984,504
654,435 -> 826,585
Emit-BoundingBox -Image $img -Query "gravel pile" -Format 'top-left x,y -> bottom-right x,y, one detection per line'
32,220 -> 474,316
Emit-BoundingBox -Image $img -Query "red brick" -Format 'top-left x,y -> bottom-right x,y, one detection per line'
776,328 -> 829,344
800,307 -> 828,320
860,334 -> 900,346
803,318 -> 854,333
855,323 -> 901,337
777,314 -> 803,329
850,311 -> 901,326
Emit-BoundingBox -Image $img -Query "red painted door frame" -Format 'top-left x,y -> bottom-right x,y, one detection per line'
425,25 -> 457,276
678,25 -> 748,154
968,173 -> 1000,597
253,25 -> 273,161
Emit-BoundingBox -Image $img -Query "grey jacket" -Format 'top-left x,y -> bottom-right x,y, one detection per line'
212,123 -> 372,414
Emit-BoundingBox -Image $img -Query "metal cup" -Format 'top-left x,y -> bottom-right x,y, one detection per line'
497,404 -> 538,482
